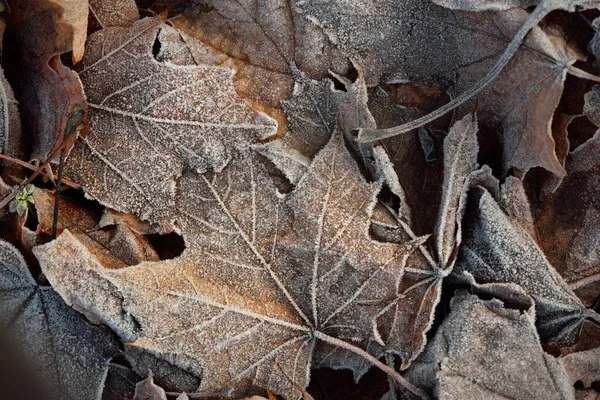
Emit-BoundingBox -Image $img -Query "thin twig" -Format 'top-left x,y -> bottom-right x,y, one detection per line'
51,149 -> 65,239
314,331 -> 431,399
0,154 -> 80,188
357,3 -> 550,143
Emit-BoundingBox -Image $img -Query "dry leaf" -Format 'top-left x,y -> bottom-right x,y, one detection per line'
299,1 -> 579,176
48,0 -> 89,63
455,185 -> 600,344
66,17 -> 277,222
134,375 -> 168,400
432,0 -> 600,11
0,66 -> 22,161
534,131 -> 600,306
5,0 -> 88,163
35,136 -> 431,399
166,0 -> 350,135
89,0 -> 139,28
559,347 -> 600,388
404,291 -> 574,399
0,239 -> 119,400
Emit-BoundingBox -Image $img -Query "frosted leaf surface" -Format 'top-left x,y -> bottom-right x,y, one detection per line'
434,113 -> 479,268
0,239 -> 119,400
89,0 -> 139,28
260,75 -> 337,183
298,1 -> 577,176
66,17 -> 277,221
432,0 -> 600,11
405,292 -> 574,400
36,136 -> 426,399
133,375 -> 168,400
0,67 -> 22,160
455,186 -> 599,343
559,347 -> 600,387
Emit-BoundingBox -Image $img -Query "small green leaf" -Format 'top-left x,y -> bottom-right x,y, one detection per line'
9,200 -> 17,213
16,202 -> 27,217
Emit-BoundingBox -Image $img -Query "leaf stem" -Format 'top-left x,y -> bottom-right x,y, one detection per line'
567,65 -> 600,82
313,330 -> 431,399
356,2 -> 550,143
0,154 -> 80,188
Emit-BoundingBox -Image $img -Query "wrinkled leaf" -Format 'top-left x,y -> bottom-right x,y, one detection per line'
299,1 -> 578,176
49,0 -> 89,63
455,186 -> 599,344
0,239 -> 119,400
36,136 -> 429,399
6,0 -> 88,163
559,347 -> 600,388
404,291 -> 574,399
66,17 -> 277,222
167,0 -> 349,135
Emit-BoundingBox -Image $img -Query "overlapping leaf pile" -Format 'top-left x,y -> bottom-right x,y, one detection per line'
1,0 -> 600,399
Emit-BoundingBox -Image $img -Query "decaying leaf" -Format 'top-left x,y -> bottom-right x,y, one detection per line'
0,239 -> 119,400
48,0 -> 89,63
89,0 -> 139,29
167,0 -> 350,135
0,66 -> 22,161
35,136 -> 431,399
404,291 -> 574,399
559,347 -> 600,388
133,375 -> 168,400
299,1 -> 579,176
5,0 -> 87,163
455,185 -> 600,344
534,131 -> 600,307
66,17 -> 277,222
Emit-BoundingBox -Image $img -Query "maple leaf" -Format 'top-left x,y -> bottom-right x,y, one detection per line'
404,291 -> 574,399
0,239 -> 119,400
299,0 -> 581,176
65,17 -> 277,222
35,135 -> 430,399
534,132 -> 600,307
455,185 -> 600,344
164,0 -> 350,135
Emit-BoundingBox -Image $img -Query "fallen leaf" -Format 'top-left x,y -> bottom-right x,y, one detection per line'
166,0 -> 350,136
0,239 -> 119,400
49,0 -> 89,63
432,0 -> 600,11
455,185 -> 600,344
559,347 -> 600,387
66,17 -> 277,222
5,0 -> 87,163
299,1 -> 579,176
103,363 -> 143,400
89,0 -> 139,29
534,131 -> 600,306
35,136 -> 430,399
404,291 -> 574,399
0,66 -> 23,161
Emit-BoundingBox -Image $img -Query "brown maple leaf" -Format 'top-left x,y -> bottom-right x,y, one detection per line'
35,135 -> 430,399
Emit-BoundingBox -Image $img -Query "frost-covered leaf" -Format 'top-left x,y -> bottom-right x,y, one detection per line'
66,17 -> 277,222
89,0 -> 139,28
299,1 -> 578,176
404,291 -> 574,399
0,66 -> 22,161
36,136 -> 430,399
559,347 -> 600,388
260,75 -> 337,184
0,239 -> 119,400
434,113 -> 479,268
133,375 -> 168,400
432,0 -> 600,11
455,186 -> 600,344
534,131 -> 600,306
167,0 -> 349,134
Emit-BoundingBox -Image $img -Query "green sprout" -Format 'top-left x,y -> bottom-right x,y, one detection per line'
9,184 -> 35,217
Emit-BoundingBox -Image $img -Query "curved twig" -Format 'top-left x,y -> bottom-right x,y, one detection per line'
357,2 -> 551,143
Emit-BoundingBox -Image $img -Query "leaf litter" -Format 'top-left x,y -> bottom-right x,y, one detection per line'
0,0 -> 600,399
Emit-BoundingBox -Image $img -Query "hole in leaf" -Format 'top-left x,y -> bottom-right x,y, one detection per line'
329,72 -> 347,92
144,231 -> 185,260
344,62 -> 359,83
152,29 -> 162,59
307,367 -> 388,400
